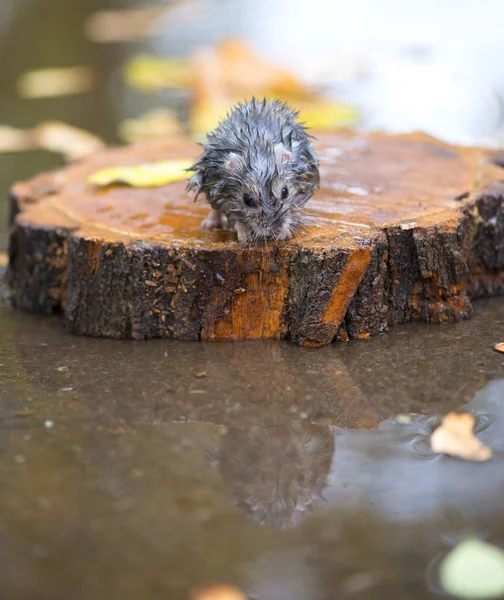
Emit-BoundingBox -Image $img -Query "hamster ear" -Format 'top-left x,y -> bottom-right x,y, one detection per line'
274,143 -> 292,167
224,152 -> 243,172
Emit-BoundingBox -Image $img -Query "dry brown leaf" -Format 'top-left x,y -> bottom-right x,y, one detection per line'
189,39 -> 300,124
0,125 -> 34,153
430,412 -> 492,462
15,409 -> 38,418
17,66 -> 95,99
214,38 -> 307,100
188,39 -> 358,135
33,122 -> 105,161
85,1 -> 202,43
118,109 -> 184,143
494,342 -> 504,353
189,39 -> 305,122
190,583 -> 247,600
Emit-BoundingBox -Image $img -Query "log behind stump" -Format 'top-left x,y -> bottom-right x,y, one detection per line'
7,131 -> 504,346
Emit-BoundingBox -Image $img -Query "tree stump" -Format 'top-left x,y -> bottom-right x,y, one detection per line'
8,131 -> 504,346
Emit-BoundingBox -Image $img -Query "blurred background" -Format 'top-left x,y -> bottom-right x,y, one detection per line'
1,0 -> 504,251
2,3 -> 504,598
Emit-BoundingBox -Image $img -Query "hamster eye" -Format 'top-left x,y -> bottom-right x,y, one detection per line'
281,186 -> 289,200
243,194 -> 256,208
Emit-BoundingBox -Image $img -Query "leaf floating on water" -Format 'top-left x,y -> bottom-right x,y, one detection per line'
33,122 -> 105,161
118,109 -> 184,143
440,539 -> 504,599
395,414 -> 412,425
124,54 -> 191,92
17,66 -> 95,99
0,125 -> 34,153
430,412 -> 492,462
494,342 -> 504,353
15,409 -> 38,418
87,159 -> 194,189
190,583 -> 247,600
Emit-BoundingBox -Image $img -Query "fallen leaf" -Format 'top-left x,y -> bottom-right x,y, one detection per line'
189,101 -> 231,138
430,412 -> 492,462
85,4 -> 169,43
17,66 -> 95,99
440,539 -> 504,599
118,109 -> 184,143
190,583 -> 247,600
0,125 -> 34,153
87,159 -> 194,188
494,342 -> 504,353
124,54 -> 191,92
85,1 -> 202,43
188,40 -> 358,135
189,97 -> 358,137
296,100 -> 358,130
188,40 -> 309,135
33,122 -> 106,161
213,39 -> 307,100
395,414 -> 412,425
15,409 -> 38,418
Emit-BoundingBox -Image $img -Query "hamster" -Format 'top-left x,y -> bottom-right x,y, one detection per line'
187,98 -> 320,243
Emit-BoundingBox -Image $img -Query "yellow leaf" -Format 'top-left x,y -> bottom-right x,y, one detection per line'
189,98 -> 359,137
87,159 -> 194,188
17,66 -> 95,99
189,102 -> 230,138
118,109 -> 183,143
124,54 -> 191,92
297,101 -> 359,130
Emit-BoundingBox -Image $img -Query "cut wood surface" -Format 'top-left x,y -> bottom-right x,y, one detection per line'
7,131 -> 504,346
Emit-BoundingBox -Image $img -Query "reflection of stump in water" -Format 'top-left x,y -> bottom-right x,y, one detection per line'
7,312 -> 380,430
214,422 -> 335,529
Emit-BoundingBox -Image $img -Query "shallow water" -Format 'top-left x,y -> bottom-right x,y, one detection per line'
1,1 -> 504,599
1,295 -> 504,599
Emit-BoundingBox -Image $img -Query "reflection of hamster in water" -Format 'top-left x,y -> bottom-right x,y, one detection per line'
187,98 -> 320,243
212,422 -> 335,529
